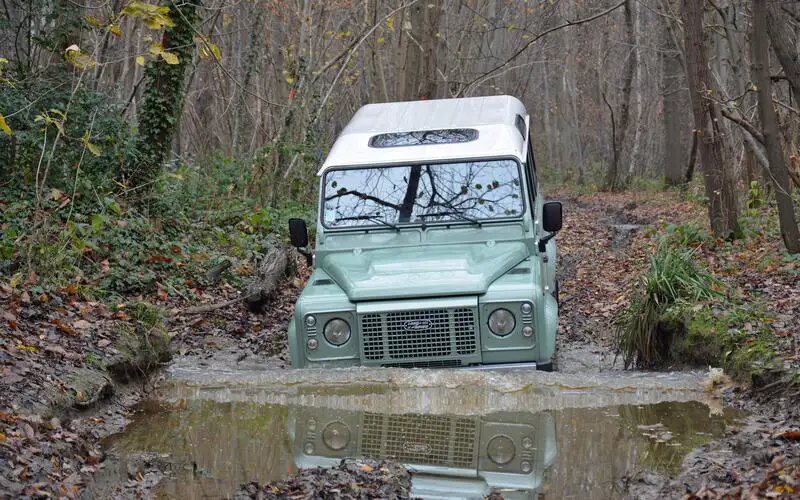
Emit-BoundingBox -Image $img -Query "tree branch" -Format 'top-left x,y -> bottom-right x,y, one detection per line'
325,190 -> 401,210
460,0 -> 627,96
720,109 -> 764,145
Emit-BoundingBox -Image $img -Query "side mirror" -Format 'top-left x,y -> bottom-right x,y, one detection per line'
288,218 -> 309,248
288,219 -> 313,267
542,201 -> 563,233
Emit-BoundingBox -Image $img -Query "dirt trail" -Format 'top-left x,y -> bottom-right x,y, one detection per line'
2,190 -> 798,499
552,189 -> 702,373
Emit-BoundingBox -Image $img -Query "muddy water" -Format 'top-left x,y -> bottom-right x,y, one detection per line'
103,362 -> 742,499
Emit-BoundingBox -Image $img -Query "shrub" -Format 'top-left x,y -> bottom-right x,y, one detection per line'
663,221 -> 712,248
0,73 -> 134,192
614,242 -> 718,368
107,302 -> 170,380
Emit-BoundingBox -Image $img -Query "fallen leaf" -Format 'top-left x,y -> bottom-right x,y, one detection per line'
25,271 -> 39,286
21,422 -> 35,440
51,319 -> 77,336
73,319 -> 92,330
145,254 -> 172,264
45,345 -> 67,357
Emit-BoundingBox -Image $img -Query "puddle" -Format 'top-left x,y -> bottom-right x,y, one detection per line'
101,365 -> 742,498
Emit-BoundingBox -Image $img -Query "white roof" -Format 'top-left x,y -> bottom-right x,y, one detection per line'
318,95 -> 529,174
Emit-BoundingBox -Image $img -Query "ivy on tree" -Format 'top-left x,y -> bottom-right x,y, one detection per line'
124,0 -> 200,193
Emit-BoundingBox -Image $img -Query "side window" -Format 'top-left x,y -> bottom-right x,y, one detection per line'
526,137 -> 538,200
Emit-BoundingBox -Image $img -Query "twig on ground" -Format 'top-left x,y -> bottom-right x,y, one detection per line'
182,296 -> 242,314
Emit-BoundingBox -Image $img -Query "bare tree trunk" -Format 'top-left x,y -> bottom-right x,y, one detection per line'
751,0 -> 800,253
685,131 -> 698,183
766,3 -> 800,105
604,0 -> 634,190
564,1 -> 585,183
661,18 -> 688,186
398,0 -> 443,100
680,0 -> 738,238
542,62 -> 557,168
626,0 -> 644,184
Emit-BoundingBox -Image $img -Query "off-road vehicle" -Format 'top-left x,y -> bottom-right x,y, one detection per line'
287,95 -> 562,370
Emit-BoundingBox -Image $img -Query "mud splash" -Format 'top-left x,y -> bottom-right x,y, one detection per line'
161,361 -> 715,415
98,362 -> 742,498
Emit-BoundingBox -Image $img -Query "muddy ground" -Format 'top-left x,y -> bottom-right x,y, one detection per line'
1,190 -> 798,499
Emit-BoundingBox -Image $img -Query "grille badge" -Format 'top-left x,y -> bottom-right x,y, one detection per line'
403,442 -> 433,455
403,319 -> 433,332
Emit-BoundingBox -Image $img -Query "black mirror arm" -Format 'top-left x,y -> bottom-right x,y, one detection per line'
537,232 -> 556,253
295,247 -> 313,267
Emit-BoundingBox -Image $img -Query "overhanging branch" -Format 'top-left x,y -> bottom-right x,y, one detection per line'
720,109 -> 765,145
459,0 -> 627,96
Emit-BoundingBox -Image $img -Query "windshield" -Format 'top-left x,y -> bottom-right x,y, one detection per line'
322,159 -> 524,228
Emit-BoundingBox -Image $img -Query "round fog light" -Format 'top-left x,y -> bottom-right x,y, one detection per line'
322,421 -> 351,451
304,442 -> 315,455
305,315 -> 316,327
521,460 -> 532,473
487,435 -> 516,465
488,309 -> 516,336
522,326 -> 533,337
307,338 -> 318,350
521,302 -> 532,314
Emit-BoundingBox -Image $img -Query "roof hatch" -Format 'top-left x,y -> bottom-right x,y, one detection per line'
368,128 -> 479,148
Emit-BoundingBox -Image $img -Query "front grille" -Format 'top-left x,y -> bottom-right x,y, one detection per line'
360,413 -> 477,468
360,307 -> 478,362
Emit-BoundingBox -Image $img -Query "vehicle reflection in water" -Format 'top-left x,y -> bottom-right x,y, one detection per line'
290,407 -> 556,499
102,398 -> 740,499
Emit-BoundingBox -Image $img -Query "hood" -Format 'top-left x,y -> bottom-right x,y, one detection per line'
320,241 -> 528,301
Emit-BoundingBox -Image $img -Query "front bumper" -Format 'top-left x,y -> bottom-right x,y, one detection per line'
290,293 -> 558,369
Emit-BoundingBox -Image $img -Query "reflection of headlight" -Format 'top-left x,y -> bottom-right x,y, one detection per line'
322,421 -> 351,450
487,435 -> 516,464
488,309 -> 515,336
324,318 -> 351,346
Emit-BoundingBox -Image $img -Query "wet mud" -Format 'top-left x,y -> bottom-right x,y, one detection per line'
90,358 -> 740,499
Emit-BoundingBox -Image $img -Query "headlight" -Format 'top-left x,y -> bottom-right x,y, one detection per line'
323,318 -> 351,346
322,421 -> 350,450
487,435 -> 516,464
488,309 -> 515,336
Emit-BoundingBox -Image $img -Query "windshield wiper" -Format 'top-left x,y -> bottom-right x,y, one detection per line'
418,210 -> 481,225
334,215 -> 399,231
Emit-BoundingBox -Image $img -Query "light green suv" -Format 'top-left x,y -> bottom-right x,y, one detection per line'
287,96 -> 562,370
